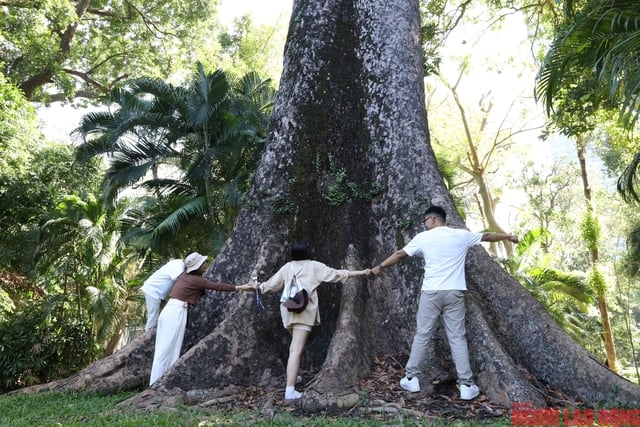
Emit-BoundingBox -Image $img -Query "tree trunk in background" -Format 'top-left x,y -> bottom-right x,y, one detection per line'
576,136 -> 618,372
14,0 -> 638,411
449,78 -> 513,258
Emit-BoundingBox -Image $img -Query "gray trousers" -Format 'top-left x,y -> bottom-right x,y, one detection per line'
405,290 -> 474,385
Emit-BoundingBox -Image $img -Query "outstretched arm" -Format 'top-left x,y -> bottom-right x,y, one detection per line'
482,232 -> 519,243
348,269 -> 371,277
371,249 -> 408,275
236,283 -> 258,291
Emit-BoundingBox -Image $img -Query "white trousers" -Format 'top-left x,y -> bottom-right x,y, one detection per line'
149,298 -> 188,385
144,292 -> 162,331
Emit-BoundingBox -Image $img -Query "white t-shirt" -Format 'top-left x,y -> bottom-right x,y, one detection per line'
403,226 -> 483,291
140,259 -> 185,300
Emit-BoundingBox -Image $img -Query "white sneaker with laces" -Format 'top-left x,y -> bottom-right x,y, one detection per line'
459,383 -> 480,400
400,376 -> 420,392
284,388 -> 302,400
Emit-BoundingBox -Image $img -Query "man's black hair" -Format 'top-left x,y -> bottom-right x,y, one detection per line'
291,241 -> 311,260
425,205 -> 446,221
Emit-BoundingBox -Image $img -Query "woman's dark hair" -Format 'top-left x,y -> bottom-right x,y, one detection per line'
291,241 -> 311,260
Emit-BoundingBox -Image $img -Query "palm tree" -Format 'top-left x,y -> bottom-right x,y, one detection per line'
536,0 -> 640,128
534,0 -> 636,371
503,228 -> 601,352
74,63 -> 276,254
36,194 -> 138,356
535,0 -> 640,200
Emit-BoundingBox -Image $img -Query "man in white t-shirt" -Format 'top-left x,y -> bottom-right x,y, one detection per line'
372,206 -> 518,400
141,258 -> 185,330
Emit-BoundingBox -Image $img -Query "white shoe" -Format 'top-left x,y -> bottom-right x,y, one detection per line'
400,376 -> 420,392
459,384 -> 480,400
284,389 -> 302,400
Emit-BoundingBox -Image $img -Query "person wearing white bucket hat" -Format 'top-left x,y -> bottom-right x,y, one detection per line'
184,252 -> 208,273
150,252 -> 238,385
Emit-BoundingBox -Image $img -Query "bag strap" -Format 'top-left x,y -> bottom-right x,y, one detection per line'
290,268 -> 303,294
281,266 -> 304,302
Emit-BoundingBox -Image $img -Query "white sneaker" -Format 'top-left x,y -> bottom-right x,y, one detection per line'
459,384 -> 480,400
284,389 -> 302,400
400,376 -> 420,392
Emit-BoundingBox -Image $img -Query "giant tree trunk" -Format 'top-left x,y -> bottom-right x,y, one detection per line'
15,0 -> 639,412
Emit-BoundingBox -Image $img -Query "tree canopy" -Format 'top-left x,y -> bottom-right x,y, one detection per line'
74,63 -> 276,255
1,0 -> 219,102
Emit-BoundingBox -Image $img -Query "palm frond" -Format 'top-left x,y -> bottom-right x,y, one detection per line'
537,2 -> 640,129
617,152 -> 640,202
148,196 -> 208,245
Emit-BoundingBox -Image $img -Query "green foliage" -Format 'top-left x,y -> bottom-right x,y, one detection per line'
617,150 -> 640,204
536,0 -> 640,203
0,295 -> 97,392
270,194 -> 297,216
214,15 -> 288,85
588,266 -> 607,296
1,0 -> 217,102
0,288 -> 14,317
35,193 -> 140,349
586,112 -> 636,174
624,222 -> 640,276
514,161 -> 584,263
504,228 -> 602,351
419,0 -> 446,75
322,154 -> 350,206
0,83 -> 103,274
0,74 -> 137,379
74,63 -> 276,256
0,76 -> 40,149
536,0 -> 640,130
317,154 -> 382,206
395,218 -> 413,231
580,210 -> 601,252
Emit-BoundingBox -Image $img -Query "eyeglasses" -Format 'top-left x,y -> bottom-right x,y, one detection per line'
424,216 -> 437,223
255,288 -> 266,311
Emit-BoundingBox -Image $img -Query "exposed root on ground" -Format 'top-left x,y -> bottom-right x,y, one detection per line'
185,352 -> 581,421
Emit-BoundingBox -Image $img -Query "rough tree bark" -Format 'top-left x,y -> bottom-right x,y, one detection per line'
15,0 -> 640,412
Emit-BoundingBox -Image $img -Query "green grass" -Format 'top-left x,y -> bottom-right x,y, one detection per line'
0,391 -> 513,426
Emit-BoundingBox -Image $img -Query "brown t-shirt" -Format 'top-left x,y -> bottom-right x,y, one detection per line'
169,273 -> 235,305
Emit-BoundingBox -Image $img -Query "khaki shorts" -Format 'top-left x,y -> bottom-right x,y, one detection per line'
289,323 -> 312,332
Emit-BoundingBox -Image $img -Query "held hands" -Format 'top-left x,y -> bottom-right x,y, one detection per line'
237,282 -> 259,292
237,275 -> 260,292
350,269 -> 372,277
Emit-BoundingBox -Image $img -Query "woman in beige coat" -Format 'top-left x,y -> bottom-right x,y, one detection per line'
239,241 -> 369,400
